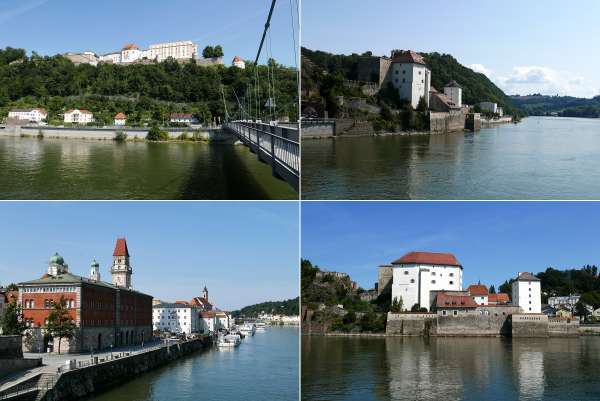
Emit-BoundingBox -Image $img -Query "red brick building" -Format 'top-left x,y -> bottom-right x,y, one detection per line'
18,238 -> 153,353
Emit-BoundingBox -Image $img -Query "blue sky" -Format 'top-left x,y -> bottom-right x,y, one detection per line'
0,202 -> 299,311
303,0 -> 600,98
302,202 -> 600,291
0,0 -> 298,67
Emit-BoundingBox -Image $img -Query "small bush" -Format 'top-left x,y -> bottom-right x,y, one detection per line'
114,130 -> 127,142
146,126 -> 169,141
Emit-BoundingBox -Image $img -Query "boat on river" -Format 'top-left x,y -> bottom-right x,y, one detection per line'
217,334 -> 241,347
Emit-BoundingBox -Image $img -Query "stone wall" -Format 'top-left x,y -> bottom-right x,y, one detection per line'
386,313 -> 436,336
335,119 -> 375,136
377,265 -> 393,296
40,337 -> 211,401
511,314 -> 548,338
434,315 -> 511,336
465,113 -> 481,131
429,111 -> 466,133
300,124 -> 335,138
548,318 -> 580,337
0,335 -> 23,358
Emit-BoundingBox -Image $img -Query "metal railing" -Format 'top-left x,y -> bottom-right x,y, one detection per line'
225,121 -> 300,178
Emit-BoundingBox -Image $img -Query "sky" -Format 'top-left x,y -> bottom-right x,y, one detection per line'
302,202 -> 600,291
303,0 -> 600,98
0,0 -> 298,67
0,202 -> 299,311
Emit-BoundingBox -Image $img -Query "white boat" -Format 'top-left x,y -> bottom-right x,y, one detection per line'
239,323 -> 256,337
217,334 -> 241,347
255,322 -> 266,331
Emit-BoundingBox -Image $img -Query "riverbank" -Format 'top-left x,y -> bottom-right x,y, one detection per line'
0,125 -> 235,144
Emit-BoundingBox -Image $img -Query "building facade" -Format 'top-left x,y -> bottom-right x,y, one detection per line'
479,102 -> 498,114
18,238 -> 152,353
114,112 -> 127,126
467,284 -> 489,306
147,41 -> 197,62
389,51 -> 431,109
153,303 -> 200,335
232,56 -> 246,69
8,108 -> 47,124
443,81 -> 463,108
391,251 -> 463,311
512,272 -> 542,313
64,109 -> 94,124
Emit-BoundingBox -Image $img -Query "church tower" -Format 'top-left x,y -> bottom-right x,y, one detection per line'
48,252 -> 68,276
111,238 -> 132,288
203,286 -> 208,301
90,258 -> 101,281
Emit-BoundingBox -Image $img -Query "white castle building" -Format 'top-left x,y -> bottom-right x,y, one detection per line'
512,272 -> 542,313
8,108 -> 47,124
98,41 -> 198,64
444,80 -> 463,108
64,109 -> 94,124
390,251 -> 463,311
389,50 -> 431,109
153,302 -> 200,335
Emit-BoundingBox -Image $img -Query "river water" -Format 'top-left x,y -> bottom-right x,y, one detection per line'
302,336 -> 600,401
302,117 -> 600,199
85,326 -> 298,401
0,137 -> 297,199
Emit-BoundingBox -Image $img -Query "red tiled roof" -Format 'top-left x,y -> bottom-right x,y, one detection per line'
113,238 -> 129,257
175,301 -> 189,305
114,112 -> 127,119
516,272 -> 540,281
192,296 -> 213,307
233,56 -> 242,62
436,292 -> 478,309
170,113 -> 194,119
489,293 -> 510,304
122,43 -> 139,50
467,285 -> 489,296
392,252 -> 461,267
392,50 -> 427,65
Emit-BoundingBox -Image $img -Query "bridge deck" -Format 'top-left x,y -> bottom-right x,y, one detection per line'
225,121 -> 299,192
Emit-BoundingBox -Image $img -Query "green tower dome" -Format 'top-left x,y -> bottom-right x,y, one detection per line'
49,252 -> 64,265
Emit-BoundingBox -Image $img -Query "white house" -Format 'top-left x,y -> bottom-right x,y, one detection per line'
200,311 -> 217,333
232,56 -> 246,69
479,102 -> 498,114
215,311 -> 231,330
153,302 -> 200,335
390,251 -> 463,311
146,41 -> 197,62
99,52 -> 121,64
467,284 -> 489,306
114,112 -> 127,126
64,109 -> 94,124
120,44 -> 142,63
548,295 -> 580,310
512,272 -> 542,313
389,50 -> 431,109
443,81 -> 463,108
170,113 -> 198,125
8,108 -> 48,124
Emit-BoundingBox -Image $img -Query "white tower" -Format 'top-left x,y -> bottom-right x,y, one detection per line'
443,80 -> 463,107
48,252 -> 68,276
111,238 -> 132,288
390,50 -> 431,109
512,272 -> 541,313
90,258 -> 101,281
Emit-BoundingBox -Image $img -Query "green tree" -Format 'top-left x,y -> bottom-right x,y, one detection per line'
499,280 -> 513,296
46,296 -> 76,354
390,296 -> 403,313
213,45 -> 224,58
489,285 -> 496,294
146,125 -> 168,141
416,96 -> 428,112
202,46 -> 215,59
1,300 -> 27,335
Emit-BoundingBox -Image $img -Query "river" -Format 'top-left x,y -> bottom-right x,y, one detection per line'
0,137 -> 297,199
84,326 -> 298,401
301,117 -> 600,199
302,336 -> 600,401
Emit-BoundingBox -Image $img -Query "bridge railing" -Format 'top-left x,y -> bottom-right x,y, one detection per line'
226,121 -> 299,176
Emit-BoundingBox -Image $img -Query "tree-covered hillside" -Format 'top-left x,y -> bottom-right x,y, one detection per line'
231,297 -> 299,318
0,47 -> 298,125
301,47 -> 521,116
511,94 -> 600,118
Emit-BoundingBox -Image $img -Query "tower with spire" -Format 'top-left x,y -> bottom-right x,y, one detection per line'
48,252 -> 68,276
203,286 -> 208,301
90,259 -> 101,281
111,238 -> 132,288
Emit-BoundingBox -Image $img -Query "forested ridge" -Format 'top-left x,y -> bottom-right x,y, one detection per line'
0,47 -> 298,126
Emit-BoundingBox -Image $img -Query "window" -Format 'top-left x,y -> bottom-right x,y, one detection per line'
418,71 -> 422,75
453,310 -> 458,316
431,272 -> 436,276
449,273 -> 454,277
404,271 -> 409,275
402,70 -> 406,74
410,279 -> 415,283
449,281 -> 454,285
529,288 -> 531,291
431,280 -> 436,284
442,310 -> 447,316
402,78 -> 406,83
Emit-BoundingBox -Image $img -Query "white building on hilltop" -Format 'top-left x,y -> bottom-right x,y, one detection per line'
512,272 -> 542,313
232,56 -> 245,69
8,108 -> 47,124
153,302 -> 200,334
146,41 -> 198,62
389,50 -> 431,109
390,251 -> 463,311
64,109 -> 94,124
444,81 -> 463,108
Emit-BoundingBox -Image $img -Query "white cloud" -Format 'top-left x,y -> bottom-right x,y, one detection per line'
494,66 -> 592,98
468,64 -> 492,78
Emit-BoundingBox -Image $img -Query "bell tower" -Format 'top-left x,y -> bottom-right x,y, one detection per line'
203,286 -> 208,301
90,258 -> 101,281
111,238 -> 132,288
48,252 -> 68,276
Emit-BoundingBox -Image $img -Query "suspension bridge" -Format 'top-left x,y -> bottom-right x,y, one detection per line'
222,0 -> 300,192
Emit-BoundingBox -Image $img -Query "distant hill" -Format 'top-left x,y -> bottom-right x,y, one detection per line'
231,297 -> 299,318
301,47 -> 521,116
511,94 -> 600,118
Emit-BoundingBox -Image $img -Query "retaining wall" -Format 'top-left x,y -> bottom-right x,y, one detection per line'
429,111 -> 466,133
512,314 -> 548,338
548,318 -> 580,337
0,336 -> 23,359
386,313 -> 436,336
40,337 -> 211,401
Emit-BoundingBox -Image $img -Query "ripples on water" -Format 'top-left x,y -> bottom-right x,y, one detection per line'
0,137 -> 297,199
86,326 -> 299,401
301,336 -> 600,401
302,117 -> 600,200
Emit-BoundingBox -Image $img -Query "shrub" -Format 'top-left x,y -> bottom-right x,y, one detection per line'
114,130 -> 127,142
146,126 -> 168,141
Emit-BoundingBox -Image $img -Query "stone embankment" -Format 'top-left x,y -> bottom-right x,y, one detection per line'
0,126 -> 234,143
0,336 -> 42,379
